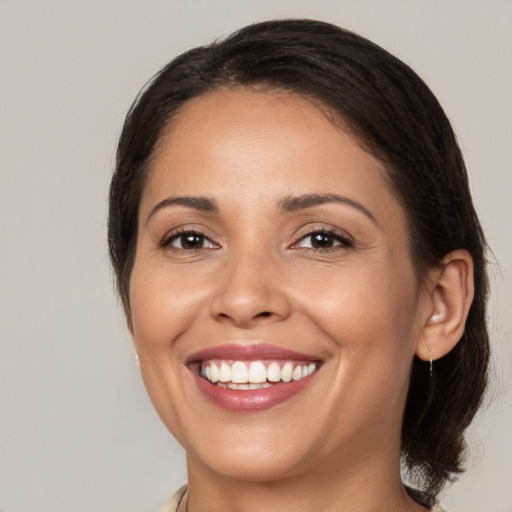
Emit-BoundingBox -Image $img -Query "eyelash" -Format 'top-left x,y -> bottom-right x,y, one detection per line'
160,228 -> 218,251
291,228 -> 353,252
161,227 -> 353,253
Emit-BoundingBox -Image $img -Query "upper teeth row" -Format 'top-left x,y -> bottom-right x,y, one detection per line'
201,360 -> 318,384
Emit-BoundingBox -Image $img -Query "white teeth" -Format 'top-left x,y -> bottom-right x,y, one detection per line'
210,362 -> 219,383
231,361 -> 248,383
228,382 -> 272,390
201,359 -> 319,388
249,361 -> 267,383
267,361 -> 281,382
281,362 -> 293,382
219,362 -> 231,382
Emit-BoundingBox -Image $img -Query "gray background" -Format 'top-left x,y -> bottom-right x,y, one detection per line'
0,1 -> 510,511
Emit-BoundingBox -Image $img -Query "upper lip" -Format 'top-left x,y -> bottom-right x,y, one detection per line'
185,343 -> 320,364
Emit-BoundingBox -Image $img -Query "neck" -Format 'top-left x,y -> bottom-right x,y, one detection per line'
184,445 -> 428,512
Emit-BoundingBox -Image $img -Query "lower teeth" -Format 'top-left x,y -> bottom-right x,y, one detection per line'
216,382 -> 273,390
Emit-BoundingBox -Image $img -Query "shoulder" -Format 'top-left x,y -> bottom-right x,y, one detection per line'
157,484 -> 188,512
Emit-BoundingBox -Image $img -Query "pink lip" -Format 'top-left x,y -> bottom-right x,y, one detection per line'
191,371 -> 317,412
186,343 -> 319,363
186,343 -> 322,412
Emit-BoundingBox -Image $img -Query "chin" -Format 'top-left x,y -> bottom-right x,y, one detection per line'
179,420 -> 318,483
194,447 -> 308,483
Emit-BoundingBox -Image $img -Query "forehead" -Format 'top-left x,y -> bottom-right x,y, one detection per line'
142,88 -> 401,223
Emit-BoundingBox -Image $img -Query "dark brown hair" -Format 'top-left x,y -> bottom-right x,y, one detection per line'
108,19 -> 489,498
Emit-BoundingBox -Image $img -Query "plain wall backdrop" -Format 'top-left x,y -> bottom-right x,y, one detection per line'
0,1 -> 510,511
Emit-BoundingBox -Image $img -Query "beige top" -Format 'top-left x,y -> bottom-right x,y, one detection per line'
158,485 -> 447,512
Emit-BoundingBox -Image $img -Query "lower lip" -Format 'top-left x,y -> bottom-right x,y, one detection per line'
191,370 -> 318,412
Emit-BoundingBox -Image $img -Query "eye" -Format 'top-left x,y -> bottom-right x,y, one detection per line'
163,230 -> 218,250
294,229 -> 353,250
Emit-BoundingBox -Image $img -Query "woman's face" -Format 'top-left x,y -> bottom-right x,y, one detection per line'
129,89 -> 429,482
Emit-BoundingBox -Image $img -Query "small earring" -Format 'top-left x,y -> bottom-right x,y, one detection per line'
429,312 -> 443,324
429,351 -> 433,377
134,353 -> 140,366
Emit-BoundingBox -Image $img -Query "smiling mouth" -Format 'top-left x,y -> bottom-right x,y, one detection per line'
197,360 -> 320,390
187,344 -> 323,411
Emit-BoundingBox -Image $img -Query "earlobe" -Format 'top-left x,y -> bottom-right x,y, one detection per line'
416,249 -> 474,362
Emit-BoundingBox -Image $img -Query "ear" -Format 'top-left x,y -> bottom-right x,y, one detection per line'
416,250 -> 474,362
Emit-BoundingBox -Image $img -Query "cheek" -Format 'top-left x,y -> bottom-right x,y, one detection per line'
318,265 -> 420,417
128,258 -> 210,437
300,257 -> 420,360
129,258 -> 210,352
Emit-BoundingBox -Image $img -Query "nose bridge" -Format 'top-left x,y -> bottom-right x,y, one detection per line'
210,240 -> 290,327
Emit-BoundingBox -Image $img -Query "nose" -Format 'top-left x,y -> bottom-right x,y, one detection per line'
209,250 -> 291,328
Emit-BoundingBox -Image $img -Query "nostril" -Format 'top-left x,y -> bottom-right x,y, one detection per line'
258,311 -> 272,317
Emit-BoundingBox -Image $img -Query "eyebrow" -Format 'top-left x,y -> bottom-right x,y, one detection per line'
278,193 -> 378,225
145,193 -> 378,227
145,196 -> 219,225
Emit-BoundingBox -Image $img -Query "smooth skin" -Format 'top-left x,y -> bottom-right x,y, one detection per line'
129,89 -> 474,512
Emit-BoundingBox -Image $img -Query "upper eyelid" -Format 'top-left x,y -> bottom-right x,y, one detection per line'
293,233 -> 352,248
161,226 -> 219,247
158,223 -> 353,249
291,225 -> 353,243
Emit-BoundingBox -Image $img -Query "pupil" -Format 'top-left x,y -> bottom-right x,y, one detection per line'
183,234 -> 202,248
312,233 -> 332,248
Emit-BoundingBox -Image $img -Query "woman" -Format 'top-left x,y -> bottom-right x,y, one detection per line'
108,19 -> 489,512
